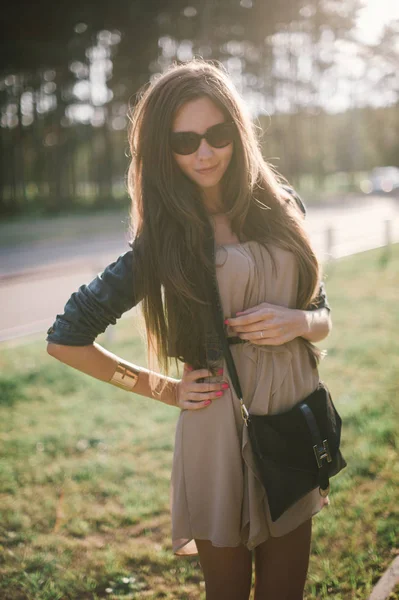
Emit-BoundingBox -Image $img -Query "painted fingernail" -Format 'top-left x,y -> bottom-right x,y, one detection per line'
217,368 -> 224,375
205,400 -> 212,406
216,391 -> 223,397
221,383 -> 229,389
224,319 -> 229,324
186,365 -> 193,371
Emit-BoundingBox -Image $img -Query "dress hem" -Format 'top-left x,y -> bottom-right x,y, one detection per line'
172,496 -> 329,556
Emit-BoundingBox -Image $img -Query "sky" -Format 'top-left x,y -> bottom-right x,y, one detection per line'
355,0 -> 399,43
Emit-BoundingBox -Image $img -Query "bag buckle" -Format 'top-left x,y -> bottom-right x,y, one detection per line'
313,440 -> 332,468
319,484 -> 330,497
240,400 -> 249,427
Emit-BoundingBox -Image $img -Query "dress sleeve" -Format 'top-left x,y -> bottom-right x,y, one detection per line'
282,185 -> 331,312
46,249 -> 140,346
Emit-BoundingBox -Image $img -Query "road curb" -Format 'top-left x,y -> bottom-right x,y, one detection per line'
368,556 -> 399,600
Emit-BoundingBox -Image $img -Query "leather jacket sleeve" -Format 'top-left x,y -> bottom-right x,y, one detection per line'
309,281 -> 331,312
46,250 -> 139,346
283,185 -> 331,312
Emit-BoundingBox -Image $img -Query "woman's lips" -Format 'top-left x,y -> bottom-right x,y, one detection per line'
196,164 -> 219,174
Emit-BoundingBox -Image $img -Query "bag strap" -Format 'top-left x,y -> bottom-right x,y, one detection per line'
207,186 -> 304,423
210,243 -> 333,493
210,240 -> 334,493
209,245 -> 250,425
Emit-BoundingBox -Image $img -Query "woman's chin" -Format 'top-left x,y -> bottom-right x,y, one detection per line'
195,173 -> 224,189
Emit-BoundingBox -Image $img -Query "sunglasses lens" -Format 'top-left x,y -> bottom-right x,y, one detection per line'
207,122 -> 235,148
170,132 -> 199,155
170,122 -> 235,155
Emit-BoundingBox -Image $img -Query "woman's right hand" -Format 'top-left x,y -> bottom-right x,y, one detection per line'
175,364 -> 229,411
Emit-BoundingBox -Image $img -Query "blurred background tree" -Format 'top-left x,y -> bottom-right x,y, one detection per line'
0,0 -> 398,215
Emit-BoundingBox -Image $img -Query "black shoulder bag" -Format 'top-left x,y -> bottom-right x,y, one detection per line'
209,263 -> 347,522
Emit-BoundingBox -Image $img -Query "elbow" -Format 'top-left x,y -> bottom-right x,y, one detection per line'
318,312 -> 332,342
47,342 -> 63,358
326,312 -> 333,336
46,341 -> 94,360
302,309 -> 332,343
46,342 -> 76,359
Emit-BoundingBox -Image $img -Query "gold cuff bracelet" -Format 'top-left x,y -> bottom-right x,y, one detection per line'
109,360 -> 140,391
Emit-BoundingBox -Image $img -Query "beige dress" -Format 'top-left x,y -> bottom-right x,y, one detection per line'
171,241 -> 328,556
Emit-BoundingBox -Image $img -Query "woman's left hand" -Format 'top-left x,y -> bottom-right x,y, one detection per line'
225,302 -> 308,346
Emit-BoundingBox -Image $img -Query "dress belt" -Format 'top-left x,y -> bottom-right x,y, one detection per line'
227,336 -> 245,345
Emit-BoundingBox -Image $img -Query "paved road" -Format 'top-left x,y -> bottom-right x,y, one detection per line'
1,195 -> 398,344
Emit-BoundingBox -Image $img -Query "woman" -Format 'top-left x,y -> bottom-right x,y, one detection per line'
47,59 -> 332,600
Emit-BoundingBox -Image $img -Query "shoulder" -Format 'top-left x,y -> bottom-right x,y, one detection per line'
280,185 -> 307,218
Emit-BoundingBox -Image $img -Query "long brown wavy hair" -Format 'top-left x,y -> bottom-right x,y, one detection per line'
127,59 -> 323,391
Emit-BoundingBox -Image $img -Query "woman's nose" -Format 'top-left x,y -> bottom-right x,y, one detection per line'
197,138 -> 214,159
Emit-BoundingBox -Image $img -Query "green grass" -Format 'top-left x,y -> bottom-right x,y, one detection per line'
0,245 -> 398,599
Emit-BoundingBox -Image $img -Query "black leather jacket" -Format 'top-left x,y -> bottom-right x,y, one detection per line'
46,190 -> 330,354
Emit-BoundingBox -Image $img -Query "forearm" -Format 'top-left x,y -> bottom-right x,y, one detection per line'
299,308 -> 332,343
46,342 -> 178,407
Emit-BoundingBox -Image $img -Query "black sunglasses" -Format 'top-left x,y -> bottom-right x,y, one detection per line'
170,121 -> 236,155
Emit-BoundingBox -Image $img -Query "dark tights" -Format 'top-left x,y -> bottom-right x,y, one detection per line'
195,518 -> 312,600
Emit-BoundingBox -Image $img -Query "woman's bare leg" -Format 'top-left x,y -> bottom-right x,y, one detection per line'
253,518 -> 312,600
195,539 -> 253,600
